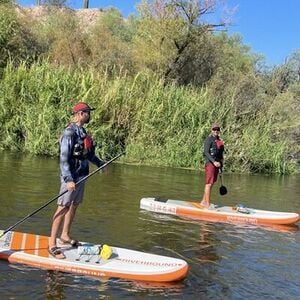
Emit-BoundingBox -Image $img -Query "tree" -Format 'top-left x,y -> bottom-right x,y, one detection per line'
133,0 -> 230,85
86,8 -> 135,74
0,0 -> 13,4
30,9 -> 89,67
271,51 -> 300,92
40,0 -> 68,7
163,0 -> 226,79
0,5 -> 39,71
84,0 -> 89,9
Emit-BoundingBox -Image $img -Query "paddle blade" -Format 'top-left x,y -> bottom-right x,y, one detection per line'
100,244 -> 112,260
219,185 -> 227,196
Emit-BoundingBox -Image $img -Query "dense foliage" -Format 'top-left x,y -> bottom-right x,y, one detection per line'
0,1 -> 299,174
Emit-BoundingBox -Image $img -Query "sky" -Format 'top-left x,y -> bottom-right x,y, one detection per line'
16,0 -> 300,66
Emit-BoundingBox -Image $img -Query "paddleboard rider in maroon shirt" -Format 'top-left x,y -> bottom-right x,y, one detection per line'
200,123 -> 224,208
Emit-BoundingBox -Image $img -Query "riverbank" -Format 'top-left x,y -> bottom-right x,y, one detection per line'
1,3 -> 299,174
0,61 -> 298,174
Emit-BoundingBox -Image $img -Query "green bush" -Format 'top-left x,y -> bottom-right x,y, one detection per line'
0,4 -> 39,72
0,61 -> 296,174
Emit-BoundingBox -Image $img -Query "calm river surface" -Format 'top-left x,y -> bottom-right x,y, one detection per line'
0,153 -> 299,299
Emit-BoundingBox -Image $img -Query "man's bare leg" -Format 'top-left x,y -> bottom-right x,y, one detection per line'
60,204 -> 78,242
201,184 -> 212,207
49,205 -> 69,259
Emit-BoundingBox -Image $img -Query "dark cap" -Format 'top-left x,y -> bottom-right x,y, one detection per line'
211,123 -> 221,129
72,102 -> 95,114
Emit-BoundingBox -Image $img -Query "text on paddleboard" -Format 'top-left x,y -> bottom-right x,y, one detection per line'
118,258 -> 183,267
149,203 -> 177,214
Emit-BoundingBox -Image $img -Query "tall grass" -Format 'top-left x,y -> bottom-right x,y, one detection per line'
0,61 -> 296,174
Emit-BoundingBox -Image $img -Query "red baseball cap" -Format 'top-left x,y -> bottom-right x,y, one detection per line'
72,102 -> 95,114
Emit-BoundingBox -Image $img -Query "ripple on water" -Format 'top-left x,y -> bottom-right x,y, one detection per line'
1,155 -> 300,298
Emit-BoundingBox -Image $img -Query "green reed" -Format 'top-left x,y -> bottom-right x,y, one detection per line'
0,61 -> 296,174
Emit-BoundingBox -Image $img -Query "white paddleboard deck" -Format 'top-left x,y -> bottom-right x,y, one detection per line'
140,197 -> 300,226
0,230 -> 188,282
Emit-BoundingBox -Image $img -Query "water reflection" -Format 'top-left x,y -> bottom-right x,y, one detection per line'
260,223 -> 299,233
45,271 -> 113,299
45,271 -> 66,300
44,270 -> 186,298
197,224 -> 219,263
0,154 -> 300,299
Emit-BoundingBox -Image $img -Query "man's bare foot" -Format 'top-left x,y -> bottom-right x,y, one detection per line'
200,201 -> 210,208
48,246 -> 65,259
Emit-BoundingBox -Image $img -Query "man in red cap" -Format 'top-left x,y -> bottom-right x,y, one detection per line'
200,123 -> 224,208
48,102 -> 105,259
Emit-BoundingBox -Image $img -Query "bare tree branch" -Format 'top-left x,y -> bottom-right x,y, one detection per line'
163,0 -> 226,82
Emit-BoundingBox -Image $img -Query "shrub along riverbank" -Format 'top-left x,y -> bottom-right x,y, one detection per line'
0,2 -> 299,174
0,61 -> 297,174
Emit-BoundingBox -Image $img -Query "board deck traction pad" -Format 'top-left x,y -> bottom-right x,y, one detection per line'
0,230 -> 188,282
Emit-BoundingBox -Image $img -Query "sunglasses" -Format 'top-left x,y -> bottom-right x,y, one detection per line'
81,110 -> 91,114
212,128 -> 220,131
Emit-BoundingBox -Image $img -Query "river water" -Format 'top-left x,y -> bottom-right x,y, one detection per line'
0,153 -> 299,299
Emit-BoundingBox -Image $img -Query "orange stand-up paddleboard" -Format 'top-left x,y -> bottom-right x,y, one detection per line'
0,230 -> 188,282
140,197 -> 300,226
